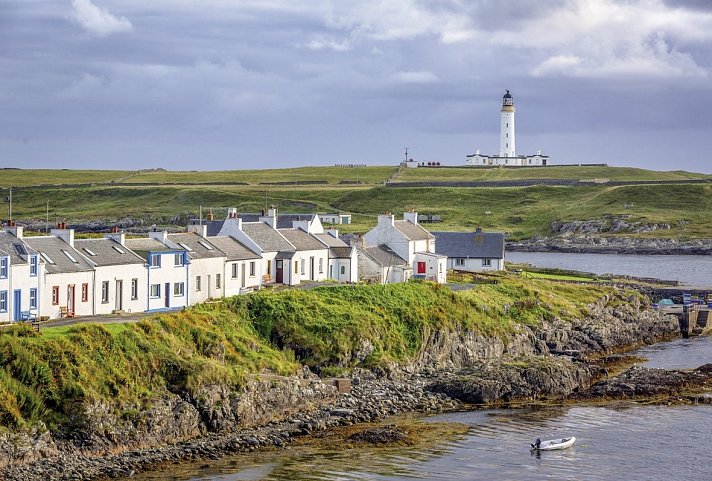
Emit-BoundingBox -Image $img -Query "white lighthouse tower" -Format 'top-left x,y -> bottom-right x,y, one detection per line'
499,90 -> 515,157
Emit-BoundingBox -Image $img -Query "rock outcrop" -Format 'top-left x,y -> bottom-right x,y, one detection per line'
508,235 -> 712,255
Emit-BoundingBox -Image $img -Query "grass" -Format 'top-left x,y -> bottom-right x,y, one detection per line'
0,169 -> 131,187
392,165 -> 712,183
2,167 -> 711,239
0,279 -> 627,431
520,271 -> 595,282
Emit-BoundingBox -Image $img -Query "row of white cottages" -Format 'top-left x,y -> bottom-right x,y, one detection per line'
0,209 -> 504,323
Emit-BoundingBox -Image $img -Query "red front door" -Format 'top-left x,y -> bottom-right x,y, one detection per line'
417,262 -> 426,274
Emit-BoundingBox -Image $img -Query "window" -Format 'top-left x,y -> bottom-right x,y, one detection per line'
266,260 -> 272,275
83,248 -> 97,256
294,261 -> 298,274
300,259 -> 305,275
340,265 -> 346,275
455,258 -> 465,267
173,282 -> 184,297
195,276 -> 202,292
150,284 -> 160,298
174,253 -> 183,266
30,289 -> 37,309
113,246 -> 125,254
131,279 -> 138,300
439,263 -> 443,273
250,261 -> 256,277
81,283 -> 89,302
198,240 -> 214,250
0,258 -> 7,278
319,258 -> 324,274
40,252 -> 55,265
216,274 -> 221,289
178,243 -> 192,252
62,250 -> 78,263
482,258 -> 492,267
101,281 -> 109,303
30,255 -> 38,276
0,291 -> 7,312
231,263 -> 238,279
150,255 -> 160,268
52,286 -> 60,305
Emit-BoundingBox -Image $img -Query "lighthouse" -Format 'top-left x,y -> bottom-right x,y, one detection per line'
499,90 -> 515,157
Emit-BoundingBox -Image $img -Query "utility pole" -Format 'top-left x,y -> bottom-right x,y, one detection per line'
46,200 -> 49,233
7,187 -> 12,222
404,147 -> 408,165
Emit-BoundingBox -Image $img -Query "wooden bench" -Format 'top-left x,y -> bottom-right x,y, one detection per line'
20,311 -> 40,332
59,306 -> 75,318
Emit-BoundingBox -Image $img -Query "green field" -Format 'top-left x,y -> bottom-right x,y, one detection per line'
1,166 -> 710,239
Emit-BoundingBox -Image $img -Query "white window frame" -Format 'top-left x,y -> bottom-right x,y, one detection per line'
30,255 -> 38,276
482,258 -> 492,267
150,284 -> 160,298
319,257 -> 324,274
455,258 -> 465,267
101,281 -> 110,303
195,275 -> 202,292
231,263 -> 238,279
0,257 -> 7,279
250,261 -> 256,277
150,254 -> 160,268
173,282 -> 184,297
0,291 -> 7,313
216,274 -> 221,289
131,278 -> 138,300
174,253 -> 183,267
30,288 -> 37,309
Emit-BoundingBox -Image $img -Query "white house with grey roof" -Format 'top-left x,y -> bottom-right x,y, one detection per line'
75,233 -> 147,315
125,232 -> 189,312
204,235 -> 262,296
0,227 -> 42,322
313,230 -> 358,283
432,229 -> 505,272
166,232 -> 226,304
25,227 -> 95,319
278,228 -> 329,285
364,212 -> 447,283
357,243 -> 412,284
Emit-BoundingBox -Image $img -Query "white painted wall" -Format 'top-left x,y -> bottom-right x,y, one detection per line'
447,257 -> 504,272
41,271 -> 95,319
2,256 -> 43,322
188,257 -> 226,304
224,259 -> 262,297
93,264 -> 146,315
145,252 -> 189,311
287,249 -> 329,285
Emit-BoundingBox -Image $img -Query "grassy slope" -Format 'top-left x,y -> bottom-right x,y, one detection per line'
392,165 -> 712,182
0,169 -> 131,187
0,280 -> 616,429
2,166 -> 711,239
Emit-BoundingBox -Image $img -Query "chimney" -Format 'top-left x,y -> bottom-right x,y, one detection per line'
187,224 -> 208,238
227,207 -> 238,219
105,231 -> 126,246
403,211 -> 418,225
326,228 -> 339,238
260,207 -> 277,229
148,231 -> 168,243
4,225 -> 23,239
207,209 -> 215,221
377,213 -> 395,227
51,226 -> 75,247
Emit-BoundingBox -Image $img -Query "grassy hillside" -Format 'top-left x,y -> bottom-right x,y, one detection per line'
0,280 -> 616,429
392,165 -> 712,183
0,169 -> 131,187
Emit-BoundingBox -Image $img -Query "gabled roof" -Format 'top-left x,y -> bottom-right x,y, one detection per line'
74,238 -> 144,267
207,236 -> 261,261
0,232 -> 37,264
313,233 -> 348,248
167,233 -> 225,259
24,237 -> 93,274
278,229 -> 327,251
394,220 -> 433,241
362,244 -> 408,267
432,231 -> 505,259
241,222 -> 294,253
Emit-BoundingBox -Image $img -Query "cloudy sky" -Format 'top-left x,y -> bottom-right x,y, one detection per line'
2,0 -> 712,172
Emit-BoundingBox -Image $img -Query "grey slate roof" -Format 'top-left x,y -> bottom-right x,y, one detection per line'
329,247 -> 353,258
0,232 -> 36,264
191,213 -> 318,235
125,238 -> 177,261
74,238 -> 144,267
278,229 -> 327,251
241,223 -> 294,253
432,231 -> 505,259
24,237 -> 93,274
167,233 -> 225,259
394,221 -> 433,241
207,236 -> 261,261
362,244 -> 408,267
313,233 -> 348,248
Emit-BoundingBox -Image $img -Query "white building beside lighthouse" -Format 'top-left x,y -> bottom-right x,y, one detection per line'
467,90 -> 549,167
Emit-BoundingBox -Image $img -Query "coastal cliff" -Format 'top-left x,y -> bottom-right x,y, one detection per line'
0,280 -> 681,479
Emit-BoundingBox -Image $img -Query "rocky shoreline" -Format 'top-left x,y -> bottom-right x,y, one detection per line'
0,296 -> 692,481
507,235 -> 712,255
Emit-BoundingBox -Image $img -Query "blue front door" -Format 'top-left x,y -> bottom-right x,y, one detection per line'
13,290 -> 21,321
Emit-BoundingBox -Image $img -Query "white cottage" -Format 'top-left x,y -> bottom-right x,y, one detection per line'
363,212 -> 447,283
125,233 -> 189,312
278,228 -> 330,285
0,227 -> 42,322
74,233 -> 147,315
432,229 -> 505,272
313,230 -> 358,283
25,227 -> 94,319
167,232 -> 226,304
206,236 -> 262,296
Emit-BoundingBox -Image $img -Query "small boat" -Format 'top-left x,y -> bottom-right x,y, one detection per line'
530,437 -> 576,451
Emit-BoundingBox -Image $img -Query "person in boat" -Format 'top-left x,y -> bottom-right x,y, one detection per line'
532,438 -> 541,449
